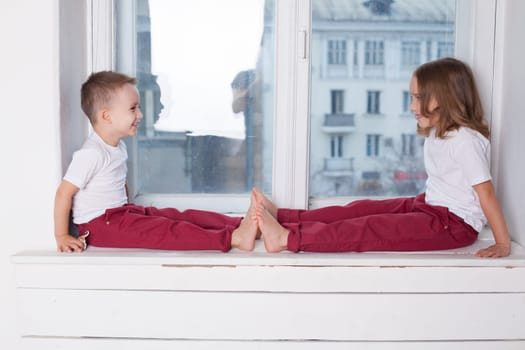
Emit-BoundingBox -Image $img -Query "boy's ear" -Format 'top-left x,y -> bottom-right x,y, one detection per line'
99,109 -> 112,124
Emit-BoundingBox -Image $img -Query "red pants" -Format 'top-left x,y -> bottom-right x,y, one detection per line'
77,204 -> 242,252
279,194 -> 478,252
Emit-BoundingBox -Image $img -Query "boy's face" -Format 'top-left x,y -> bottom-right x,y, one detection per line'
105,83 -> 142,139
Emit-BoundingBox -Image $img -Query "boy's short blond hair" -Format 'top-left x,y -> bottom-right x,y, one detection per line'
81,71 -> 137,123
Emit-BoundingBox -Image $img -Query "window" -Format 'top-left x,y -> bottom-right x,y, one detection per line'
367,91 -> 381,114
401,133 -> 416,156
365,40 -> 384,65
437,41 -> 454,58
115,0 -> 274,208
402,90 -> 411,113
309,0 -> 456,198
104,0 -> 490,208
401,41 -> 421,67
330,135 -> 344,158
366,134 -> 381,157
328,40 -> 347,65
331,90 -> 345,114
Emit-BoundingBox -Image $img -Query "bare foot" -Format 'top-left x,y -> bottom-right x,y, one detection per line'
253,188 -> 277,218
231,197 -> 258,251
256,205 -> 289,253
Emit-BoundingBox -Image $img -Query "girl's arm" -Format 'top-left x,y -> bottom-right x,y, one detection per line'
473,180 -> 511,258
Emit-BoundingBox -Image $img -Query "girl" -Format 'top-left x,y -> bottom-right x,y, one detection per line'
254,57 -> 511,258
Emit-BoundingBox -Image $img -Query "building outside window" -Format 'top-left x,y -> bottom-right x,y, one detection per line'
309,0 -> 455,197
401,133 -> 416,156
365,40 -> 384,65
328,40 -> 347,65
437,41 -> 454,58
402,90 -> 411,113
367,90 -> 381,114
331,135 -> 344,158
401,41 -> 421,67
331,90 -> 345,114
366,134 -> 381,157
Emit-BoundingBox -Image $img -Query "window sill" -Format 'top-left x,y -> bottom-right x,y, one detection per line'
12,229 -> 525,343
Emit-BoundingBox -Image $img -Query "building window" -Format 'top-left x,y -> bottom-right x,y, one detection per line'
331,90 -> 345,114
402,90 -> 411,113
367,90 -> 381,114
366,134 -> 381,157
330,135 -> 344,158
328,39 -> 347,65
353,40 -> 359,66
365,40 -> 384,65
401,133 -> 416,156
437,41 -> 454,58
401,41 -> 421,67
427,40 -> 434,61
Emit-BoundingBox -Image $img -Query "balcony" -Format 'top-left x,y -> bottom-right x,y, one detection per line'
322,113 -> 356,133
323,157 -> 354,176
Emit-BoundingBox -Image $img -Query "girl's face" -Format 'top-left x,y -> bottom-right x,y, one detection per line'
409,76 -> 440,129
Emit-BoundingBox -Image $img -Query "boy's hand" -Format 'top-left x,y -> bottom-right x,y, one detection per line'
56,234 -> 86,253
475,243 -> 511,258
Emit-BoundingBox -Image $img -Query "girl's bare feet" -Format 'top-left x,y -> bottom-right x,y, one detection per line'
256,205 -> 289,253
231,197 -> 258,251
253,188 -> 278,218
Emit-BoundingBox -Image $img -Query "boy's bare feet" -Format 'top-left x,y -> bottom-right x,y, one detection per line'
253,188 -> 278,218
256,205 -> 289,253
231,195 -> 258,251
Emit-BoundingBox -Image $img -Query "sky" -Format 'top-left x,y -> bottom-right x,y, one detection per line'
149,0 -> 265,138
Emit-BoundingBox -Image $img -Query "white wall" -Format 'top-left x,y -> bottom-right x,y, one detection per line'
1,0 -> 524,348
0,0 -> 61,347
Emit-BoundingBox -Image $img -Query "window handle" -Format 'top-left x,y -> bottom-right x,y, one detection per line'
299,30 -> 308,60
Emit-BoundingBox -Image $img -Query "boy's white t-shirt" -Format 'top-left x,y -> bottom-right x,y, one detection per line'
424,127 -> 491,232
64,132 -> 128,224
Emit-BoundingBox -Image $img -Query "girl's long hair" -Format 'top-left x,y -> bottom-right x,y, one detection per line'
414,57 -> 489,139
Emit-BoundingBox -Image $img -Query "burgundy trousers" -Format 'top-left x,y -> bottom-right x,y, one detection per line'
279,193 -> 478,252
77,204 -> 242,252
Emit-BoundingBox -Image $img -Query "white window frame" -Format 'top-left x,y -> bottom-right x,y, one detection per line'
91,0 -> 498,211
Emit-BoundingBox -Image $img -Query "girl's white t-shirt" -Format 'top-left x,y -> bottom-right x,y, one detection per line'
64,132 -> 128,224
424,127 -> 491,232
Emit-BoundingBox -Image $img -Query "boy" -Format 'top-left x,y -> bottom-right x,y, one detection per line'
54,71 -> 258,252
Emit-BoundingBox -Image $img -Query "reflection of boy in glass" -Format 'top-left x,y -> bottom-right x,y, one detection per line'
231,69 -> 256,114
231,69 -> 259,190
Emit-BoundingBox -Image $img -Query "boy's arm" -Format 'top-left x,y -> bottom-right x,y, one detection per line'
54,180 -> 84,252
473,180 -> 511,258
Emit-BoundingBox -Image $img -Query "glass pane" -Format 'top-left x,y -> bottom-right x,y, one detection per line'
309,0 -> 455,197
116,0 -> 274,195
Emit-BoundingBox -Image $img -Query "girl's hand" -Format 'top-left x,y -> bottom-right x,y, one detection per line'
475,243 -> 511,258
56,234 -> 86,253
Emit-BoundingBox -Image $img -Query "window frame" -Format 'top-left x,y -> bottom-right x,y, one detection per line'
92,0 -> 498,211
